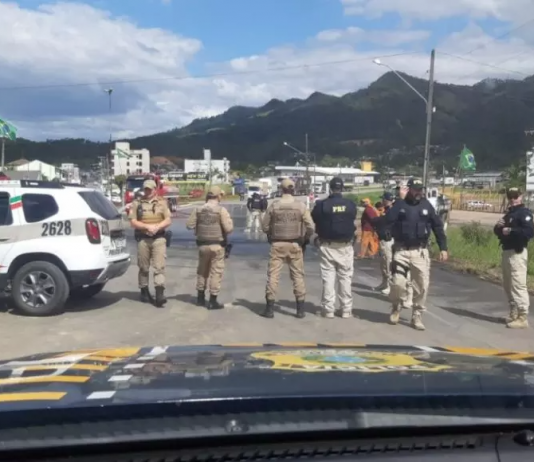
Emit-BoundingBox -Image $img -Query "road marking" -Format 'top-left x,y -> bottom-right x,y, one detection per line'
123,363 -> 144,369
0,392 -> 66,402
87,391 -> 116,400
108,375 -> 132,382
415,346 -> 441,352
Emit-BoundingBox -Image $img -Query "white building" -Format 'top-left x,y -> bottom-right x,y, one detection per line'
14,160 -> 59,181
110,141 -> 150,177
184,155 -> 230,184
60,163 -> 81,183
274,165 -> 379,189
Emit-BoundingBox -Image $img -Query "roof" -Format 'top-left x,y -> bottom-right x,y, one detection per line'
6,171 -> 41,181
7,159 -> 29,167
275,165 -> 379,175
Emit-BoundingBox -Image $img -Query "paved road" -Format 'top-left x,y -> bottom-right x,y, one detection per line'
0,201 -> 532,360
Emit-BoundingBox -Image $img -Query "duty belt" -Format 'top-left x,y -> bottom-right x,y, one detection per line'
196,239 -> 225,246
135,231 -> 165,240
320,239 -> 353,245
393,243 -> 426,251
271,238 -> 300,243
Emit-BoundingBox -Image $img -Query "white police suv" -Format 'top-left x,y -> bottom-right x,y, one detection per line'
0,180 -> 131,316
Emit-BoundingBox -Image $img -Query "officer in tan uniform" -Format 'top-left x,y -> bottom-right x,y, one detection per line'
128,179 -> 172,307
261,178 -> 315,319
186,186 -> 234,309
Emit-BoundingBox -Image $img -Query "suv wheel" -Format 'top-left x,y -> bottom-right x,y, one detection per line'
11,261 -> 69,316
69,283 -> 105,300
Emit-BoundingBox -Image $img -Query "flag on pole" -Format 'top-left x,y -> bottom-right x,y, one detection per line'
116,148 -> 132,158
0,119 -> 17,141
459,145 -> 476,171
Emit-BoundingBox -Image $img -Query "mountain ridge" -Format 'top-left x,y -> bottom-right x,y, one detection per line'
3,71 -> 534,171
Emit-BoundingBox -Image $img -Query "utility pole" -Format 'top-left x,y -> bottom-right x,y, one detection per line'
422,49 -> 435,190
305,133 -> 310,194
104,88 -> 113,197
0,138 -> 4,172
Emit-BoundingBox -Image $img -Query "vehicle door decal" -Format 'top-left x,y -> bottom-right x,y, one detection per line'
41,220 -> 72,236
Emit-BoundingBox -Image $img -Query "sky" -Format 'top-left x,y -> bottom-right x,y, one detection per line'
1,0 -> 534,141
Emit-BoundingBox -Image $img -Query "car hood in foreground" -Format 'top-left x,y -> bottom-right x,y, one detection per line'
0,343 -> 533,410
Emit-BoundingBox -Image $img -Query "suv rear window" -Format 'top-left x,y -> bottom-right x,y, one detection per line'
78,191 -> 121,220
22,194 -> 59,223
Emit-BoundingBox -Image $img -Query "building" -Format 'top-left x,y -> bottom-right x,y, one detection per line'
274,165 -> 379,190
184,150 -> 230,183
110,141 -> 150,177
4,170 -> 42,181
12,160 -> 59,181
60,163 -> 81,183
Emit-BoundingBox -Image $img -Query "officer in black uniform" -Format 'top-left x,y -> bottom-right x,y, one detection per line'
311,177 -> 358,318
385,178 -> 448,330
246,192 -> 263,232
494,187 -> 534,328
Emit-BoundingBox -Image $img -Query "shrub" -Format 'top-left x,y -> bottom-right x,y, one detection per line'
459,222 -> 493,246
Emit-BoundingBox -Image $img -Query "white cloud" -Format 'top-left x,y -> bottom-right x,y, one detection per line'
340,0 -> 533,23
315,26 -> 430,46
1,1 -> 534,141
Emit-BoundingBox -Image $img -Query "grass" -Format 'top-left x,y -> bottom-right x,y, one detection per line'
430,222 -> 534,290
345,191 -> 383,206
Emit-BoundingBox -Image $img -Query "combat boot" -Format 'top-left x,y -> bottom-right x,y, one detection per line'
208,294 -> 224,310
296,300 -> 305,319
140,287 -> 150,303
411,311 -> 425,331
197,290 -> 206,306
261,300 -> 275,318
155,287 -> 166,308
505,307 -> 518,324
389,304 -> 401,325
506,314 -> 529,329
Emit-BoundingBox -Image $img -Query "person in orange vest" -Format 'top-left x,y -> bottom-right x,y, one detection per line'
358,198 -> 379,258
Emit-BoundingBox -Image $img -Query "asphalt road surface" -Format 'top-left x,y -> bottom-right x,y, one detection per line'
0,199 -> 532,360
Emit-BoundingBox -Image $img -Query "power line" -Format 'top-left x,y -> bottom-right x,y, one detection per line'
0,52 -> 418,92
459,16 -> 534,57
437,51 -> 528,77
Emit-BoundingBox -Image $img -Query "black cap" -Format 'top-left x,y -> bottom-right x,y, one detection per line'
407,178 -> 424,189
382,192 -> 394,201
506,187 -> 522,199
329,177 -> 344,190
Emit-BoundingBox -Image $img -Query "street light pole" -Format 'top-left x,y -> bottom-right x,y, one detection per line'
104,88 -> 113,197
422,49 -> 435,189
373,49 -> 435,189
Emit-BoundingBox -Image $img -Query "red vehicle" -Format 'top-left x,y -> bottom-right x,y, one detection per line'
124,173 -> 179,212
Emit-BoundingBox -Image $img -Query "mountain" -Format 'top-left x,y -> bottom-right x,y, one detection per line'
4,71 -> 534,171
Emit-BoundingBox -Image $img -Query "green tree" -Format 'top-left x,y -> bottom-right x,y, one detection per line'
504,162 -> 526,189
114,174 -> 126,195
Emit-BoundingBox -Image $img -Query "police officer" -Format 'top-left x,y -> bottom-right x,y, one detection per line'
261,178 -> 315,318
494,187 -> 534,328
186,186 -> 234,309
385,178 -> 448,330
246,192 -> 263,232
372,192 -> 395,295
311,177 -> 357,318
128,179 -> 172,307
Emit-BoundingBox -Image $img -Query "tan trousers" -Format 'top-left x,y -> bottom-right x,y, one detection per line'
137,237 -> 166,288
197,244 -> 226,295
319,242 -> 354,314
390,248 -> 430,312
266,242 -> 305,301
379,239 -> 393,287
502,248 -> 529,315
246,210 -> 262,231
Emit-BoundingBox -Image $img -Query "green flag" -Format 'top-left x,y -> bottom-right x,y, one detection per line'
0,118 -> 17,141
459,145 -> 476,171
116,148 -> 132,159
